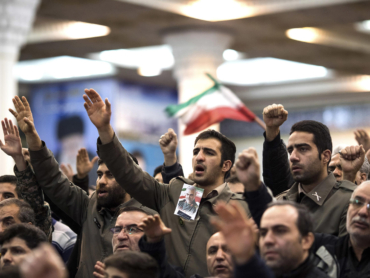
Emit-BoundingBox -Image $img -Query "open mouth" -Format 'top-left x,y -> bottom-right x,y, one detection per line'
116,245 -> 129,251
195,165 -> 205,175
291,165 -> 302,173
98,190 -> 108,198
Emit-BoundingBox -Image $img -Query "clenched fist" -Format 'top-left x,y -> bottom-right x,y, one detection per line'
159,128 -> 178,166
235,148 -> 261,192
263,104 -> 288,141
340,145 -> 365,183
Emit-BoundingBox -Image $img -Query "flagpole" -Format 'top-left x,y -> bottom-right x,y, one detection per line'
254,116 -> 266,130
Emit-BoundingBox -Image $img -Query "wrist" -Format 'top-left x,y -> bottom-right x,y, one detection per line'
164,154 -> 177,166
77,172 -> 88,179
243,179 -> 261,192
343,172 -> 356,183
265,127 -> 280,142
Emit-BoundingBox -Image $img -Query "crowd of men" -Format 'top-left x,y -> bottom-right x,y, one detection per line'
0,90 -> 369,278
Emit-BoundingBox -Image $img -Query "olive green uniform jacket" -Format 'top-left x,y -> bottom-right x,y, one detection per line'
97,134 -> 250,278
29,142 -> 156,278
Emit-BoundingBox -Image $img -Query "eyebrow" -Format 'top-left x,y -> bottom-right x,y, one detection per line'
287,143 -> 311,150
0,216 -> 15,222
193,147 -> 217,153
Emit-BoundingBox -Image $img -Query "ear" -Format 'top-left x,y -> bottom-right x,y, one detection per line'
360,172 -> 367,183
222,160 -> 232,173
321,150 -> 331,165
301,232 -> 315,251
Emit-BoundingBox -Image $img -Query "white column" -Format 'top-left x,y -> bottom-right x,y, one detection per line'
164,29 -> 233,176
0,0 -> 40,175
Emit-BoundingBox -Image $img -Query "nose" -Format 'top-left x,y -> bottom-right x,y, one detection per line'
196,150 -> 205,162
2,252 -> 12,265
289,149 -> 299,163
117,230 -> 129,240
262,230 -> 275,247
333,167 -> 342,179
358,204 -> 369,217
215,248 -> 225,260
0,223 -> 5,233
98,174 -> 107,187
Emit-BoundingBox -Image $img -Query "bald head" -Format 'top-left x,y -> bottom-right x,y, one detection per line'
206,232 -> 233,278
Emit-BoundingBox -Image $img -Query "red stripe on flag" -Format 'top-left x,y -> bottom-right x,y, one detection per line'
184,106 -> 255,135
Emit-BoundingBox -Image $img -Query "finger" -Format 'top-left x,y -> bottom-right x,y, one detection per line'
23,117 -> 34,129
8,119 -> 15,135
85,88 -> 103,103
9,108 -> 18,118
91,156 -> 99,165
163,227 -> 172,235
67,164 -> 73,173
1,121 -> 7,136
230,201 -> 250,222
15,96 -> 25,110
83,95 -> 93,107
105,98 -> 111,114
83,102 -> 90,112
96,261 -> 105,268
4,118 -> 11,134
14,125 -> 20,138
21,96 -> 31,111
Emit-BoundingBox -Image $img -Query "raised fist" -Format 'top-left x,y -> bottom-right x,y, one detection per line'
159,128 -> 178,166
340,145 -> 365,183
262,104 -> 288,129
235,148 -> 261,192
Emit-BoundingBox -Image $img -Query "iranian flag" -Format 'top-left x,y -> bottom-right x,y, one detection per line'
165,74 -> 265,135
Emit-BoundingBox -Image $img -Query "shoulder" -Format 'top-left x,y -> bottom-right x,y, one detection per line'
169,176 -> 195,186
275,189 -> 289,200
336,181 -> 357,192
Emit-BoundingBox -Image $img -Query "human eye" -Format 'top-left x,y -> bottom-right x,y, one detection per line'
128,226 -> 142,234
287,148 -> 293,155
274,226 -> 288,235
13,247 -> 25,255
4,218 -> 15,227
193,149 -> 199,155
259,229 -> 267,237
208,247 -> 217,255
97,172 -> 102,178
111,226 -> 122,234
4,193 -> 14,199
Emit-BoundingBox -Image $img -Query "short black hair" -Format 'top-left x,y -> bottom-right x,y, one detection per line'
104,251 -> 159,278
195,130 -> 236,179
290,120 -> 332,164
0,199 -> 35,225
266,201 -> 314,237
117,206 -> 156,217
0,175 -> 21,198
0,223 -> 47,249
153,165 -> 163,177
98,152 -> 139,167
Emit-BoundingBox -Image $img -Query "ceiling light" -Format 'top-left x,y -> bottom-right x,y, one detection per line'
137,67 -> 162,77
217,58 -> 329,86
223,49 -> 245,61
181,0 -> 251,21
355,19 -> 370,34
357,76 -> 370,91
90,45 -> 175,77
27,21 -> 111,44
15,56 -> 116,82
286,28 -> 319,43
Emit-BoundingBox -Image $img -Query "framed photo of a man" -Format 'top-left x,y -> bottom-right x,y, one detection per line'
174,184 -> 204,220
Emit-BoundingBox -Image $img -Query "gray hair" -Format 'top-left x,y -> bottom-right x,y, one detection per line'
332,144 -> 347,157
187,186 -> 196,192
0,199 -> 35,225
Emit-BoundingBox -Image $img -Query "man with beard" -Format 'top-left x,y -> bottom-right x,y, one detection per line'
262,104 -> 360,236
178,186 -> 198,214
81,88 -> 249,277
8,96 -> 156,278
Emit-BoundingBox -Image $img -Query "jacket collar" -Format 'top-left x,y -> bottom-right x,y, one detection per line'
278,254 -> 314,278
286,173 -> 336,206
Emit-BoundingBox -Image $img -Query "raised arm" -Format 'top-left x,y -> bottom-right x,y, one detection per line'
9,96 -> 89,226
236,147 -> 273,227
159,128 -> 184,183
262,104 -> 294,195
0,118 -> 52,238
84,89 -> 170,211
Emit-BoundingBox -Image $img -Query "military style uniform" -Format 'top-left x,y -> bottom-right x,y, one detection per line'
263,132 -> 356,237
178,199 -> 198,214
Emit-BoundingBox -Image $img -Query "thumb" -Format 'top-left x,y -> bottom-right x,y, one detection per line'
105,98 -> 111,113
24,117 -> 34,128
163,228 -> 172,235
91,156 -> 99,165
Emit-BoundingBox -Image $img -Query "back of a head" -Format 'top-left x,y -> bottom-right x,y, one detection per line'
266,201 -> 314,237
290,120 -> 332,163
104,251 -> 159,278
0,199 -> 35,225
0,223 -> 47,249
195,129 -> 236,179
153,165 -> 163,177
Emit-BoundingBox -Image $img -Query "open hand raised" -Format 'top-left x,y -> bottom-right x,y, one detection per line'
9,96 -> 36,135
0,118 -> 22,158
83,89 -> 111,130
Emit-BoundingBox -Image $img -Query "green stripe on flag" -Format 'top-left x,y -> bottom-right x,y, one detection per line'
165,83 -> 219,117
